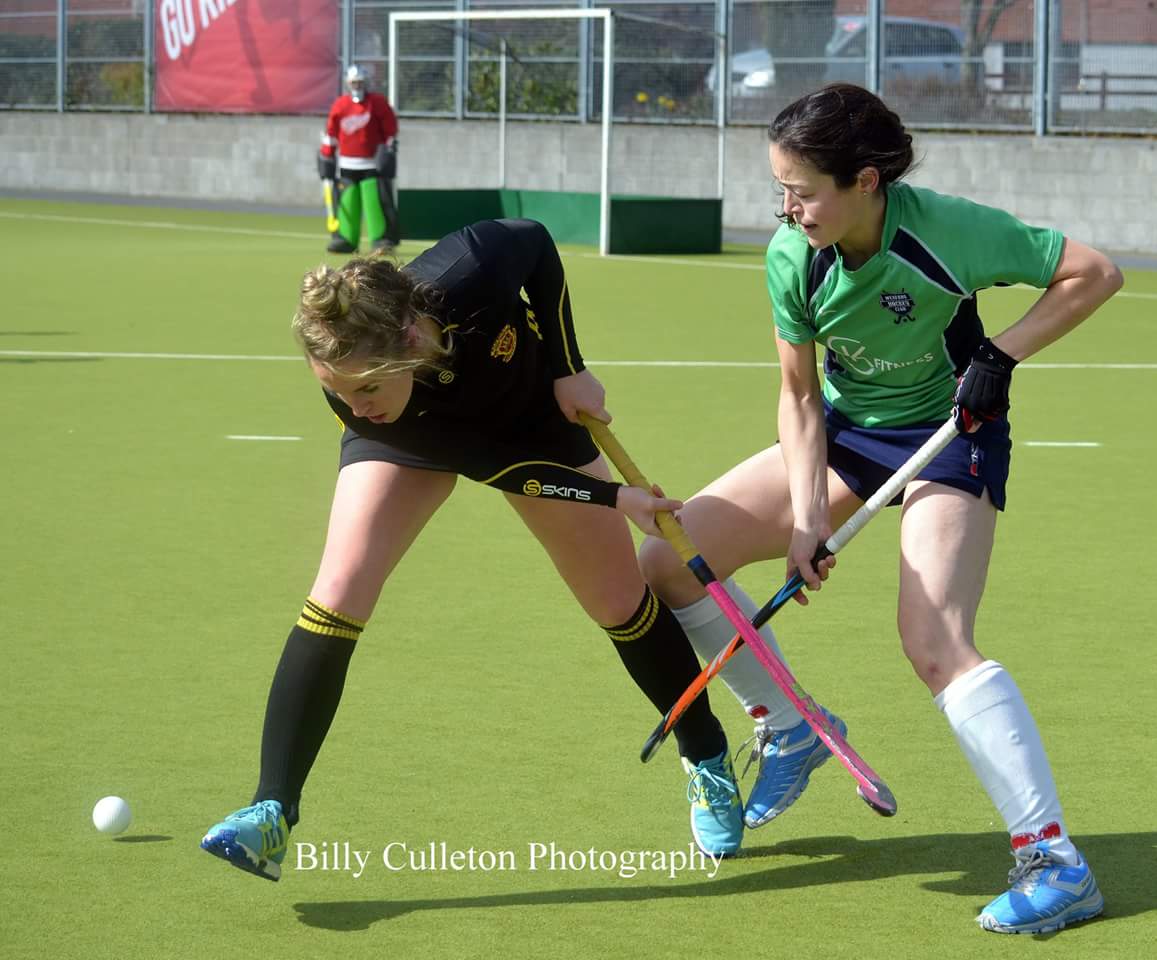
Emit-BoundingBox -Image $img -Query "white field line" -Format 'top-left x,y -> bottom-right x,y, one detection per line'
0,350 -> 301,361
226,435 -> 302,441
0,210 -> 317,241
2,349 -> 1157,369
0,342 -> 1118,445
220,435 -> 1102,450
2,209 -> 1155,299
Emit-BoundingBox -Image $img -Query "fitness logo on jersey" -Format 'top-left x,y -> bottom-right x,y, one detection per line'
521,478 -> 592,501
880,289 -> 917,324
825,337 -> 935,376
438,370 -> 455,384
491,324 -> 517,362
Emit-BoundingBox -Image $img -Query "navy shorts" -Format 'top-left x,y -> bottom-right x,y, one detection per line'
824,403 -> 1012,510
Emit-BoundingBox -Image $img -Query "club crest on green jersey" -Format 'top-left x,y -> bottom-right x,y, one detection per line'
879,289 -> 917,324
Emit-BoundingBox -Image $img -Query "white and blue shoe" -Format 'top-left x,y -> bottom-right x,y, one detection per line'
683,749 -> 744,857
742,708 -> 845,829
977,842 -> 1104,934
200,799 -> 289,882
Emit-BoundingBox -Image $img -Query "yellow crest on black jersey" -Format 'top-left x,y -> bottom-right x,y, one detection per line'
491,324 -> 517,362
522,479 -> 542,496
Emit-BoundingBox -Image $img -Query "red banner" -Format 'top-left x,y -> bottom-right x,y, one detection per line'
155,0 -> 339,113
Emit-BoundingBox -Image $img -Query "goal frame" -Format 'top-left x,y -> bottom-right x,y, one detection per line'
388,8 -> 615,255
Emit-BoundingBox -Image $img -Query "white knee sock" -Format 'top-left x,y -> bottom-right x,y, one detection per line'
672,579 -> 802,731
935,659 -> 1078,864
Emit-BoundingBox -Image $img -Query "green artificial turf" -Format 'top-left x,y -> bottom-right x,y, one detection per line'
2,198 -> 1154,959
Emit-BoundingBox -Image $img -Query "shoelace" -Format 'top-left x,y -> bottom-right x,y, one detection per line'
236,802 -> 272,824
233,803 -> 284,846
686,763 -> 739,808
1007,847 -> 1051,889
734,727 -> 778,780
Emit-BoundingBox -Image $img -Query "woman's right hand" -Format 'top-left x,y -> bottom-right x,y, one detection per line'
616,483 -> 682,538
786,524 -> 836,605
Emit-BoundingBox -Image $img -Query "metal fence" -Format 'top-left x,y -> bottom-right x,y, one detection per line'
2,0 -> 1154,133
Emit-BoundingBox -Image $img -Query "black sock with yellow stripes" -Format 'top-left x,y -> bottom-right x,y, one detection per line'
252,599 -> 365,827
606,587 -> 727,764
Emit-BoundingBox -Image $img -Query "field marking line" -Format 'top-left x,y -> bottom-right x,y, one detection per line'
3,349 -> 1157,369
0,349 -> 300,361
1023,441 -> 1101,447
3,349 -> 1157,370
226,435 -> 303,441
3,210 -> 1155,298
0,210 -> 317,241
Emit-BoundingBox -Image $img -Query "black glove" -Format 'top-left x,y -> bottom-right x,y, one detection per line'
318,153 -> 336,180
374,141 -> 397,180
953,337 -> 1017,433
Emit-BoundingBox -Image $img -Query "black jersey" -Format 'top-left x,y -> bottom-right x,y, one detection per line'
325,219 -> 621,506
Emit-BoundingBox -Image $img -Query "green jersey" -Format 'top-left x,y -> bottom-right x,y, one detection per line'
766,182 -> 1063,427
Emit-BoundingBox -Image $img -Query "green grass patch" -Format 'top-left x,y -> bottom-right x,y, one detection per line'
2,199 -> 1155,959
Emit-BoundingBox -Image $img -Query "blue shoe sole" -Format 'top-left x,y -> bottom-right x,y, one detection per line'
201,829 -> 282,882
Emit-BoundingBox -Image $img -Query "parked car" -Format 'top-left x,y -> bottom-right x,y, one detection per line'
705,16 -> 965,98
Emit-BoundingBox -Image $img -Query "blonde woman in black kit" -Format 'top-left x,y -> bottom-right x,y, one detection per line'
200,219 -> 748,880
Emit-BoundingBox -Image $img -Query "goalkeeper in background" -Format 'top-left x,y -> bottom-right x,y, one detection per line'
319,64 -> 401,254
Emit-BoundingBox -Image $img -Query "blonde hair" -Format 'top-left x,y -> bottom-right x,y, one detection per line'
292,254 -> 448,378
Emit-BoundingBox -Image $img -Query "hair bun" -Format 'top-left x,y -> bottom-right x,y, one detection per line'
302,265 -> 355,321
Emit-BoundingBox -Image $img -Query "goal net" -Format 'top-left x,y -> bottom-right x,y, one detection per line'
388,8 -> 722,256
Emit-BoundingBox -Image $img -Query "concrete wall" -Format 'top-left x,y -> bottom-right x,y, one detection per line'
3,112 -> 1154,253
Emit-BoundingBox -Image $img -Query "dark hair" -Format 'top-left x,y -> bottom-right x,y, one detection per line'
769,84 -> 914,190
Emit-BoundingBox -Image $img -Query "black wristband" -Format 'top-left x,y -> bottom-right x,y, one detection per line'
974,337 -> 1018,371
954,336 -> 1016,427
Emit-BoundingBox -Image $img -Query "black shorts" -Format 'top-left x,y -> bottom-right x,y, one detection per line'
825,403 -> 1012,510
337,398 -> 599,476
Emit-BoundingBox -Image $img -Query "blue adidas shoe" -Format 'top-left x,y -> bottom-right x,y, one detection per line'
977,842 -> 1104,934
742,708 -> 845,829
200,799 -> 289,882
683,749 -> 743,857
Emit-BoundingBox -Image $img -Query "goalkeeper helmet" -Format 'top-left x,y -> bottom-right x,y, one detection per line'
345,64 -> 368,103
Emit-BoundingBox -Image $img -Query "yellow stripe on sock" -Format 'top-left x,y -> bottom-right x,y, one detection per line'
296,615 -> 362,640
304,597 -> 366,630
296,597 -> 366,640
604,589 -> 659,642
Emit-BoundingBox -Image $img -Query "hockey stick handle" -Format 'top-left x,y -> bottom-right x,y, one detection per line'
747,417 -> 959,630
578,415 -> 698,563
826,417 -> 958,554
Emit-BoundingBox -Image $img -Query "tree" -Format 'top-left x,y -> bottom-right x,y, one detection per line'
960,0 -> 1027,93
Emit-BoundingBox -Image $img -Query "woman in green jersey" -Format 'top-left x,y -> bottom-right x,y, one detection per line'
640,84 -> 1122,934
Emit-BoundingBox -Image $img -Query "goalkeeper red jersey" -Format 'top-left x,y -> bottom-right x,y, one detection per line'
320,92 -> 398,169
